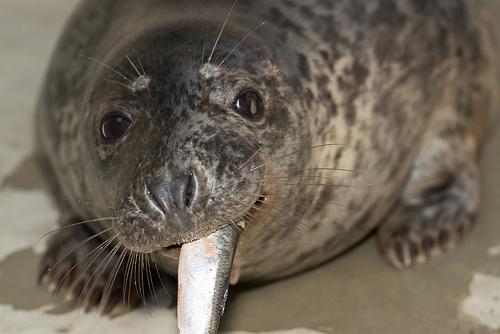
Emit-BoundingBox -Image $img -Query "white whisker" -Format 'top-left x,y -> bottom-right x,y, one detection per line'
208,0 -> 240,63
126,54 -> 143,78
81,55 -> 134,84
219,21 -> 267,67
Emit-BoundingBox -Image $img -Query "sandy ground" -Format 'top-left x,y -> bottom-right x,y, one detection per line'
1,1 -> 500,333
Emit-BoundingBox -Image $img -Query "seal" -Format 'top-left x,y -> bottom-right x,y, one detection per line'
37,0 -> 499,321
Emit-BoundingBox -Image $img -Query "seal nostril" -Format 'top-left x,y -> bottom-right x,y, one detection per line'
184,172 -> 197,209
146,181 -> 172,216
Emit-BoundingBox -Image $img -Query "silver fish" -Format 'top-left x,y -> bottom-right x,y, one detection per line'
178,224 -> 242,334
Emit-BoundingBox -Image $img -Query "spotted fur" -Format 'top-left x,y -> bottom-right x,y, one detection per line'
37,0 -> 499,305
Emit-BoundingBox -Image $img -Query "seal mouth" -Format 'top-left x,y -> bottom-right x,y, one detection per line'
162,245 -> 182,259
160,193 -> 268,260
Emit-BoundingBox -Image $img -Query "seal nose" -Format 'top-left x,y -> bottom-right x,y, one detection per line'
147,172 -> 198,215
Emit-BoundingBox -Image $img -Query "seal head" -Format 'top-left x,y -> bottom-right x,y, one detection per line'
79,23 -> 306,253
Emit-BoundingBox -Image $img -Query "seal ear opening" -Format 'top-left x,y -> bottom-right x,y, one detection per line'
177,224 -> 241,333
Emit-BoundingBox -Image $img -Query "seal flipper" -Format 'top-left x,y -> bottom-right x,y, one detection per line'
38,219 -> 145,315
377,125 -> 480,269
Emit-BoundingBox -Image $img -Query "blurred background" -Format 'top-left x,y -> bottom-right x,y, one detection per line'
1,1 -> 500,333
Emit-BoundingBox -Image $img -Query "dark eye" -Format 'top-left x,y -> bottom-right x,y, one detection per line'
233,91 -> 264,120
100,112 -> 132,141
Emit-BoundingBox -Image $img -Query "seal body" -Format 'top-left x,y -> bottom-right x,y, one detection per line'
37,0 -> 499,310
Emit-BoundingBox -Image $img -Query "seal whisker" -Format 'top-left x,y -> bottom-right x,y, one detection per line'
137,253 -> 145,310
219,44 -> 268,71
145,254 -> 159,305
156,253 -> 178,280
208,0 -> 239,63
200,31 -> 208,64
131,253 -> 141,311
55,233 -> 118,294
230,197 -> 277,220
238,146 -> 263,170
249,196 -> 327,229
139,253 -> 150,312
246,181 -> 373,188
134,252 -> 150,314
246,175 -> 338,183
243,190 -> 350,232
66,233 -> 119,300
120,250 -> 128,308
266,167 -> 358,175
249,143 -> 345,172
250,190 -> 346,210
83,243 -> 121,314
80,55 -> 134,84
104,79 -> 132,90
48,227 -> 114,272
133,257 -> 144,312
152,253 -> 171,298
126,55 -> 143,78
294,197 -> 347,210
131,252 -> 138,307
134,52 -> 147,77
99,247 -> 126,314
218,21 -> 267,67
229,217 -> 238,227
99,246 -> 127,314
81,240 -> 121,308
248,204 -> 279,219
241,211 -> 268,235
145,255 -> 152,307
38,217 -> 117,242
112,178 -> 120,214
123,250 -> 134,309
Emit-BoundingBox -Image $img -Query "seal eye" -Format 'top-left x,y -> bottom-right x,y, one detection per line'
233,91 -> 264,120
100,112 -> 132,141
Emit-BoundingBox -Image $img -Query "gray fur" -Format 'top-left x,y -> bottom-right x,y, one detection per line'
37,0 -> 498,290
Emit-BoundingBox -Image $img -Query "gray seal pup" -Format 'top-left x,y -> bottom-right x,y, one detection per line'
37,0 -> 499,328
